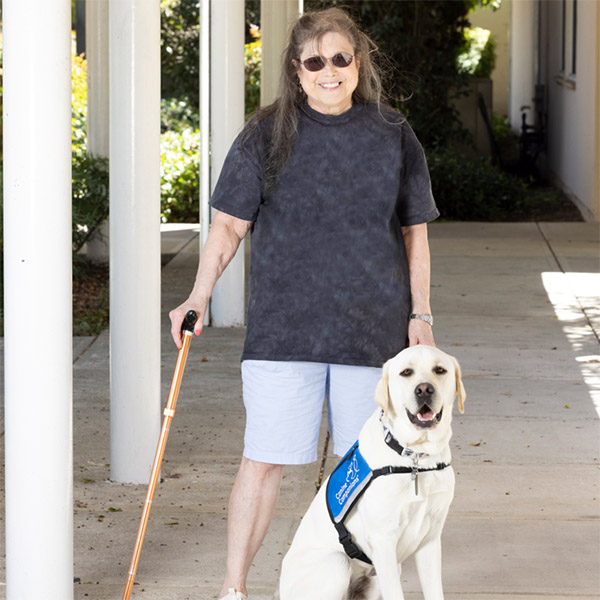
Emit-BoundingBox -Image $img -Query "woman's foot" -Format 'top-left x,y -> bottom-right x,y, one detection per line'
219,588 -> 247,600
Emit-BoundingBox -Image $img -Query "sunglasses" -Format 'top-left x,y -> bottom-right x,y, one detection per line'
297,52 -> 354,72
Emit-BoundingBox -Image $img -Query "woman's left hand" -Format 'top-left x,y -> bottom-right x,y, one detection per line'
408,318 -> 435,347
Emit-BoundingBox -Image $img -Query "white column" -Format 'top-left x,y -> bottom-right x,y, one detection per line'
199,0 -> 211,326
508,0 -> 538,131
260,0 -> 301,107
87,0 -> 110,157
3,1 -> 73,598
210,0 -> 246,327
86,0 -> 111,263
200,2 -> 211,250
109,0 -> 161,483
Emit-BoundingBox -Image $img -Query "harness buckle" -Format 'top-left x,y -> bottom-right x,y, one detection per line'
337,526 -> 372,564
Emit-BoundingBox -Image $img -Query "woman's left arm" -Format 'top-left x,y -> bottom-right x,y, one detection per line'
402,223 -> 435,347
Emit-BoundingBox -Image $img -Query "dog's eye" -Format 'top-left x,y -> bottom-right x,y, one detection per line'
433,366 -> 447,375
400,368 -> 414,377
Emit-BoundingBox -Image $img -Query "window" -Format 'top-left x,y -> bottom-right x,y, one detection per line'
556,0 -> 577,88
571,0 -> 577,76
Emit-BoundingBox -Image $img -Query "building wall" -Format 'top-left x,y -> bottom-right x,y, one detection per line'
542,0 -> 599,220
469,0 -> 511,116
509,0 -> 538,132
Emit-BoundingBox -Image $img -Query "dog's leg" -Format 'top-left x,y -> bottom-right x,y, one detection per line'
370,544 -> 405,600
280,551 -> 352,600
414,538 -> 444,600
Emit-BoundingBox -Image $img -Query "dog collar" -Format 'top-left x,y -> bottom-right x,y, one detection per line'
379,410 -> 427,461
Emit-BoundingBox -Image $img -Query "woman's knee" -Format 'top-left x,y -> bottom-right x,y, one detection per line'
239,457 -> 284,482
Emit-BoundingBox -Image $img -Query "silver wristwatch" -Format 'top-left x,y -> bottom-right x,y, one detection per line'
409,313 -> 433,327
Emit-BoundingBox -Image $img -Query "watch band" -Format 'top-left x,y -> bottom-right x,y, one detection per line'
409,313 -> 433,327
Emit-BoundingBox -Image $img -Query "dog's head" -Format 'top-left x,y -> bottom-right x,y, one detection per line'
375,345 -> 466,436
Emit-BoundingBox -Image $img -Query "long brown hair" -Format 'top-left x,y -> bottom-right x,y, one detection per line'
244,8 -> 385,190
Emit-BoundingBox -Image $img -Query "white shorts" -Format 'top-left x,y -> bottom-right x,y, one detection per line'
241,360 -> 382,465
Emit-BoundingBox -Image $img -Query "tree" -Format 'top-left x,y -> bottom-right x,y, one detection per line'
304,0 -> 490,147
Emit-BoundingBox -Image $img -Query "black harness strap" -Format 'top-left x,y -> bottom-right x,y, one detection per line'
332,462 -> 450,565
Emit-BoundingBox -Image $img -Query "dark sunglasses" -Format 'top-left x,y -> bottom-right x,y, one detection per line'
297,52 -> 354,72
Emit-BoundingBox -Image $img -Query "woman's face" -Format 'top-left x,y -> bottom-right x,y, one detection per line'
296,32 -> 359,116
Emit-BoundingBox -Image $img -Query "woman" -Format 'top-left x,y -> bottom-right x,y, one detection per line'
169,8 -> 438,600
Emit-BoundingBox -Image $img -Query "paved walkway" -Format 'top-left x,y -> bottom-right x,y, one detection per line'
1,222 -> 599,599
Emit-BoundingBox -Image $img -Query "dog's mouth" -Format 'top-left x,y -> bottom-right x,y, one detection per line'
406,406 -> 443,429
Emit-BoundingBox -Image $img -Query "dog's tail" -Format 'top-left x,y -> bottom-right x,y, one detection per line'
343,573 -> 376,600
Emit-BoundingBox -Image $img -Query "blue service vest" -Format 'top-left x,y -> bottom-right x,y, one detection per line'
325,440 -> 450,564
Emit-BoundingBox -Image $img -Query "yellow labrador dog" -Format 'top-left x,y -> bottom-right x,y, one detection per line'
280,345 -> 466,600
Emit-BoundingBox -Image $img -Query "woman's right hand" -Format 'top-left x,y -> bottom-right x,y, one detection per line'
169,298 -> 207,349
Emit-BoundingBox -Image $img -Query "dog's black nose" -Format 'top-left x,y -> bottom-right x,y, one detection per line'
414,382 -> 435,400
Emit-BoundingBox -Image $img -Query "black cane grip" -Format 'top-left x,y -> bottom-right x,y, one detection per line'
182,310 -> 198,333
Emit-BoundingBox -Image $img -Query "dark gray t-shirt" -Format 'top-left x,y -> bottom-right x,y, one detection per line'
210,102 -> 438,367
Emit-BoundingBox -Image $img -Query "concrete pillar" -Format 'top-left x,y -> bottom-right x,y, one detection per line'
594,0 -> 600,221
3,1 -> 74,598
200,0 -> 210,250
86,0 -> 110,157
209,0 -> 246,327
260,0 -> 301,107
199,0 -> 211,326
109,0 -> 161,483
86,0 -> 110,263
508,0 -> 538,131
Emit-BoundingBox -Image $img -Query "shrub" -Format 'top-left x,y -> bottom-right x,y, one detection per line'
71,48 -> 110,263
161,96 -> 198,132
245,40 -> 262,117
72,50 -> 88,158
160,126 -> 200,222
457,27 -> 496,79
427,148 -> 528,221
72,153 -> 110,255
161,0 -> 200,111
427,147 -> 582,221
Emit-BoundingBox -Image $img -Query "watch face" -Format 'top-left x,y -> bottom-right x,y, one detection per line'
411,314 -> 433,326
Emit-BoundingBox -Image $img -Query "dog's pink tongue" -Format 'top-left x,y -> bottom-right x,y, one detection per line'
418,409 -> 436,422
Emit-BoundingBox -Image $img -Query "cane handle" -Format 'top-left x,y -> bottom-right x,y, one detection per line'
182,310 -> 198,333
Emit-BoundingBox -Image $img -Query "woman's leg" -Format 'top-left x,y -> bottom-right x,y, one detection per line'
219,457 -> 284,597
327,364 -> 382,457
220,360 -> 327,597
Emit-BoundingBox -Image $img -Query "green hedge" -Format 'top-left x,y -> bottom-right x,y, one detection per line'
160,125 -> 200,223
427,148 -> 578,222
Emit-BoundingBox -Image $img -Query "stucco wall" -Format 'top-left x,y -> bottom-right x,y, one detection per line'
509,0 -> 538,132
469,0 -> 510,116
543,0 -> 599,220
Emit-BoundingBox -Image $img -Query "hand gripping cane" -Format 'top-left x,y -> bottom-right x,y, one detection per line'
122,310 -> 198,600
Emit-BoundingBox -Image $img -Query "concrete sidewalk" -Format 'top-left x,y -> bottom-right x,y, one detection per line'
2,222 -> 600,600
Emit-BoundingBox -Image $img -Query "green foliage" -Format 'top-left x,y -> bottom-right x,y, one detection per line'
246,1 -> 261,43
491,111 -> 512,144
306,0 -> 474,147
427,148 -> 528,220
0,174 -> 3,331
426,148 -> 580,222
157,3 -> 263,222
161,96 -> 198,132
71,49 -> 110,255
457,27 -> 496,78
72,153 -> 110,255
160,125 -> 200,223
161,0 -> 200,112
245,40 -> 262,117
72,50 -> 88,158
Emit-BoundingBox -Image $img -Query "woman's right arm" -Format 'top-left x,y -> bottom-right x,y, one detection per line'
169,209 -> 253,348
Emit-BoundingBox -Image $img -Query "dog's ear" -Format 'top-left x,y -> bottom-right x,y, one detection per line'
374,360 -> 391,415
452,356 -> 467,414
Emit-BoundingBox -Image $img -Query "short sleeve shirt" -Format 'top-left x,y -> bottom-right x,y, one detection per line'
210,102 -> 438,367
